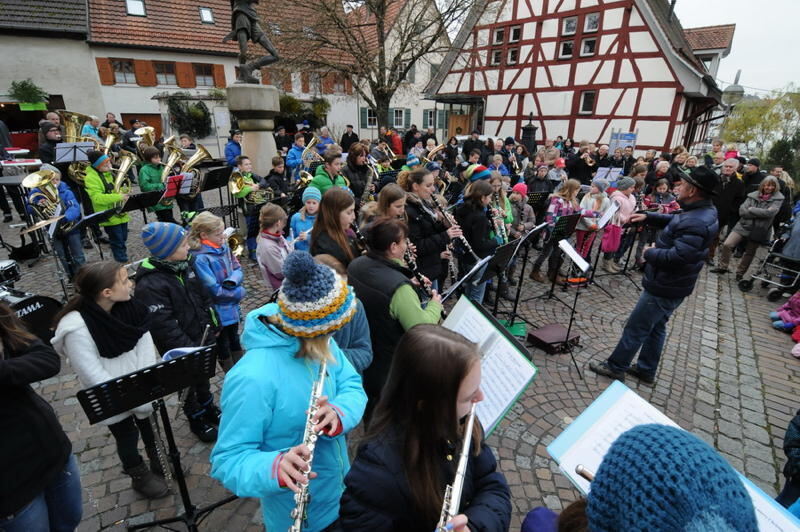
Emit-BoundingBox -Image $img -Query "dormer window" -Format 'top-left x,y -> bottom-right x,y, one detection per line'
126,0 -> 146,16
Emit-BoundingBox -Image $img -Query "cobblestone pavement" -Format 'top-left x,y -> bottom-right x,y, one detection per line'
3,190 -> 799,531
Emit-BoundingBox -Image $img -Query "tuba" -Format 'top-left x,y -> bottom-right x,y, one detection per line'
158,140 -> 185,207
22,170 -> 74,234
422,143 -> 445,164
229,170 -> 273,206
103,130 -> 120,155
59,110 -> 99,185
135,126 -> 155,159
300,136 -> 323,171
182,144 -> 213,198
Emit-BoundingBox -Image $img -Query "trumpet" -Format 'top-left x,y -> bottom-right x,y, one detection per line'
435,403 -> 477,531
289,359 -> 328,532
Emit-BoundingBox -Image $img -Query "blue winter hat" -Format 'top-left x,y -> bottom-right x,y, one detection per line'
141,222 -> 187,260
426,161 -> 441,172
405,153 -> 420,167
587,424 -> 757,532
615,176 -> 636,191
302,186 -> 322,203
276,251 -> 357,338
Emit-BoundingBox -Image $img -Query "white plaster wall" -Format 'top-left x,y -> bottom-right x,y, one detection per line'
599,119 -> 635,144
603,8 -> 625,30
638,88 -> 676,116
441,74 -> 460,93
477,29 -> 489,47
595,88 -> 624,115
634,120 -> 670,147
556,0 -> 577,13
580,0 -> 599,7
599,34 -> 618,55
511,69 -> 531,90
619,59 -> 636,83
497,0 -> 515,22
594,61 -> 614,84
630,5 -> 645,26
517,2 -> 532,20
537,91 -> 573,114
629,31 -> 658,53
522,22 -> 537,40
574,61 -> 602,85
520,45 -> 534,63
542,120 -> 570,140
0,36 -> 104,116
486,94 -> 512,117
523,94 -> 540,116
530,0 -> 544,17
573,118 -> 606,142
635,57 -> 673,82
549,64 -> 571,87
617,88 -> 639,115
540,19 -> 559,39
535,67 -> 551,88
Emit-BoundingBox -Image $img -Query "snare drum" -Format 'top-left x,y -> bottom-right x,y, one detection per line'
0,289 -> 62,342
0,259 -> 21,286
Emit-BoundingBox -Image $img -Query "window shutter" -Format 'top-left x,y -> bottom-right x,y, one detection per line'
133,59 -> 157,87
176,62 -> 196,88
422,108 -> 430,129
389,107 -> 395,126
261,69 -> 272,85
404,108 -> 411,128
360,107 -> 368,129
345,77 -> 353,94
282,72 -> 293,92
322,74 -> 334,94
301,73 -> 310,93
96,58 -> 115,85
407,64 -> 416,83
213,64 -> 226,88
437,109 -> 447,129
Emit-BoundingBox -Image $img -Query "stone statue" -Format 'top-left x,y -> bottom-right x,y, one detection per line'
224,0 -> 280,84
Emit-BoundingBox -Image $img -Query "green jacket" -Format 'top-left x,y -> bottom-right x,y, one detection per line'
138,163 -> 170,212
310,165 -> 348,195
84,166 -> 130,226
232,171 -> 258,199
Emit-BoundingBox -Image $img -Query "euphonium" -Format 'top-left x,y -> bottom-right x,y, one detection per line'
229,170 -> 272,205
182,144 -> 213,198
114,154 -> 135,194
300,136 -> 323,171
289,359 -> 328,532
22,170 -> 74,234
157,142 -> 184,207
59,110 -> 99,185
103,130 -> 120,155
422,143 -> 445,164
435,403 -> 477,532
135,126 -> 155,159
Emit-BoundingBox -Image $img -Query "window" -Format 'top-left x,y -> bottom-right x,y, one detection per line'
700,56 -> 712,71
199,7 -> 214,23
579,91 -> 596,114
558,41 -> 574,59
333,74 -> 345,93
393,109 -> 405,128
112,59 -> 135,84
154,62 -> 176,85
493,28 -> 505,44
509,25 -> 521,43
562,16 -> 577,36
194,64 -> 214,86
423,109 -> 435,129
489,49 -> 502,66
507,48 -> 519,65
581,38 -> 597,57
309,72 -> 322,93
126,0 -> 146,16
367,108 -> 378,128
399,62 -> 415,83
584,13 -> 600,32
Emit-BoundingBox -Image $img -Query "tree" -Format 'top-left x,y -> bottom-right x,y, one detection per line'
257,0 -> 472,130
766,138 -> 796,176
722,85 -> 800,157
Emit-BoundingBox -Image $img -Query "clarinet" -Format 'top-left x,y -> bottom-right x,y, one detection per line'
435,403 -> 477,531
492,192 -> 508,244
289,359 -> 328,532
350,222 -> 367,253
404,241 -> 433,301
431,195 -> 480,262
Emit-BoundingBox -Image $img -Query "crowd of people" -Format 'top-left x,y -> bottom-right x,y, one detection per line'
3,112 -> 800,530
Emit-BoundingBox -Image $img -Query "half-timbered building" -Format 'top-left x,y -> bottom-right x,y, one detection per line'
425,0 -> 736,152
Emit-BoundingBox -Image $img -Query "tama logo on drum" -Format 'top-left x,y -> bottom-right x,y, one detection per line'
16,301 -> 44,317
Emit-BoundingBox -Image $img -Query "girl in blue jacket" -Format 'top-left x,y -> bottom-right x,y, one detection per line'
189,211 -> 245,372
210,251 -> 366,532
290,186 -> 320,252
28,164 -> 86,279
338,324 -> 511,531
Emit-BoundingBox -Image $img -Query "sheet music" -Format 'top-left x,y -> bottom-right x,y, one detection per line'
443,296 -> 537,434
596,202 -> 618,229
49,204 -> 63,239
550,383 -> 800,530
179,172 -> 195,195
441,255 -> 492,302
559,239 -> 589,273
513,222 -> 547,258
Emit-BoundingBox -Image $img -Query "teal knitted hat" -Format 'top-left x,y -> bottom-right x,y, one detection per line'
302,186 -> 322,203
405,153 -> 420,167
586,424 -> 758,532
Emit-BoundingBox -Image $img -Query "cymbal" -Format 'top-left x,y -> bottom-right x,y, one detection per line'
19,215 -> 65,235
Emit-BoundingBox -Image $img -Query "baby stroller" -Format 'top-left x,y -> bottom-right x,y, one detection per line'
739,218 -> 800,301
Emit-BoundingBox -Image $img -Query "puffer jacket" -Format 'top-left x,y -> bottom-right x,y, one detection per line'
337,426 -> 511,531
137,162 -> 171,212
642,198 -> 718,298
134,257 -> 219,351
310,164 -> 348,195
210,303 -> 366,532
28,181 -> 82,229
732,186 -> 784,243
192,243 -> 245,326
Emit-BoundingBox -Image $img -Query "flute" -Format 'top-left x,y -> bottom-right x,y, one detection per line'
435,403 -> 477,531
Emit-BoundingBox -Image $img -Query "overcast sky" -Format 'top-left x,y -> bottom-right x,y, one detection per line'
674,0 -> 798,94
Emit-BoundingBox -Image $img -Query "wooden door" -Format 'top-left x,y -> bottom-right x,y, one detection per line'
448,114 -> 471,138
121,113 -> 163,140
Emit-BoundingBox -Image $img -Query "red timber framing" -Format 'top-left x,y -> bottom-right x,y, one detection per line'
439,0 -> 717,152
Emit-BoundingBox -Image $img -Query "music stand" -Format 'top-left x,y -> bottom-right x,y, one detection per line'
527,192 -> 550,212
496,223 -> 547,335
54,142 -> 94,165
478,239 -> 520,316
117,190 -> 164,214
76,346 -> 237,531
71,208 -> 118,261
589,221 -> 643,292
526,213 -> 581,308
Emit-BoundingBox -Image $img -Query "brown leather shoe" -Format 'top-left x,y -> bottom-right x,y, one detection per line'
529,270 -> 545,282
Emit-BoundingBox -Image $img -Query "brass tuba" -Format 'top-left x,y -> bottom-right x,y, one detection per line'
182,144 -> 213,198
58,110 -> 100,185
134,126 -> 155,159
22,170 -> 74,234
300,136 -> 323,170
229,170 -> 273,205
422,143 -> 445,164
114,154 -> 135,194
158,139 -> 185,207
103,130 -> 120,155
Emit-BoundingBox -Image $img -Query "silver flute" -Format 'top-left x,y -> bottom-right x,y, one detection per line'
431,195 -> 480,262
289,360 -> 328,532
435,403 -> 477,532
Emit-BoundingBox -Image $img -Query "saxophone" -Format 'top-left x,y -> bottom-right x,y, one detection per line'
435,403 -> 477,531
492,192 -> 508,244
289,359 -> 328,532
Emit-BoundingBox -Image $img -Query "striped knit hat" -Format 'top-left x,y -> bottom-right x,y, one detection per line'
275,251 -> 356,338
406,153 -> 421,167
465,164 -> 491,182
142,222 -> 187,259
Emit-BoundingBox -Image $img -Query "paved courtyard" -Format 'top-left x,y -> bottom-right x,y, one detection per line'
3,187 -> 798,531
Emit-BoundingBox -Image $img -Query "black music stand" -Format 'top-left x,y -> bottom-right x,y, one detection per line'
118,190 -> 164,214
72,208 -> 118,261
496,223 -> 547,334
480,239 -> 521,316
589,221 -> 643,292
2,173 -> 44,251
76,346 -> 237,531
526,213 -> 581,308
527,191 -> 550,249
200,166 -> 236,226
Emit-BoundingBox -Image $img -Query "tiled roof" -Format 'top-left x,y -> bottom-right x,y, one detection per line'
684,24 -> 736,52
87,0 -> 238,55
0,0 -> 87,34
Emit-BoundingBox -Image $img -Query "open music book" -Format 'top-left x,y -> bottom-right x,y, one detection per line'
547,381 -> 800,530
443,295 -> 537,435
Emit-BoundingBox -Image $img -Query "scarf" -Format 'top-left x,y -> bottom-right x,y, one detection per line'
758,193 -> 772,202
149,256 -> 190,275
79,298 -> 151,359
408,193 -> 438,220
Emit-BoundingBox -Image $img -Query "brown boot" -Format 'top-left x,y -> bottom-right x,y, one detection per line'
547,269 -> 565,285
530,270 -> 545,282
125,461 -> 169,499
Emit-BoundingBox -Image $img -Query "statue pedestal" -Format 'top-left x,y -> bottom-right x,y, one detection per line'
226,83 -> 280,173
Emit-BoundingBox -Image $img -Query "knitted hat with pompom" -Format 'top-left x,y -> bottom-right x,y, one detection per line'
275,251 -> 356,338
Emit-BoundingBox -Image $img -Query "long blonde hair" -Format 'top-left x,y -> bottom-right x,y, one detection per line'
265,314 -> 334,361
188,211 -> 224,249
555,178 -> 581,207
